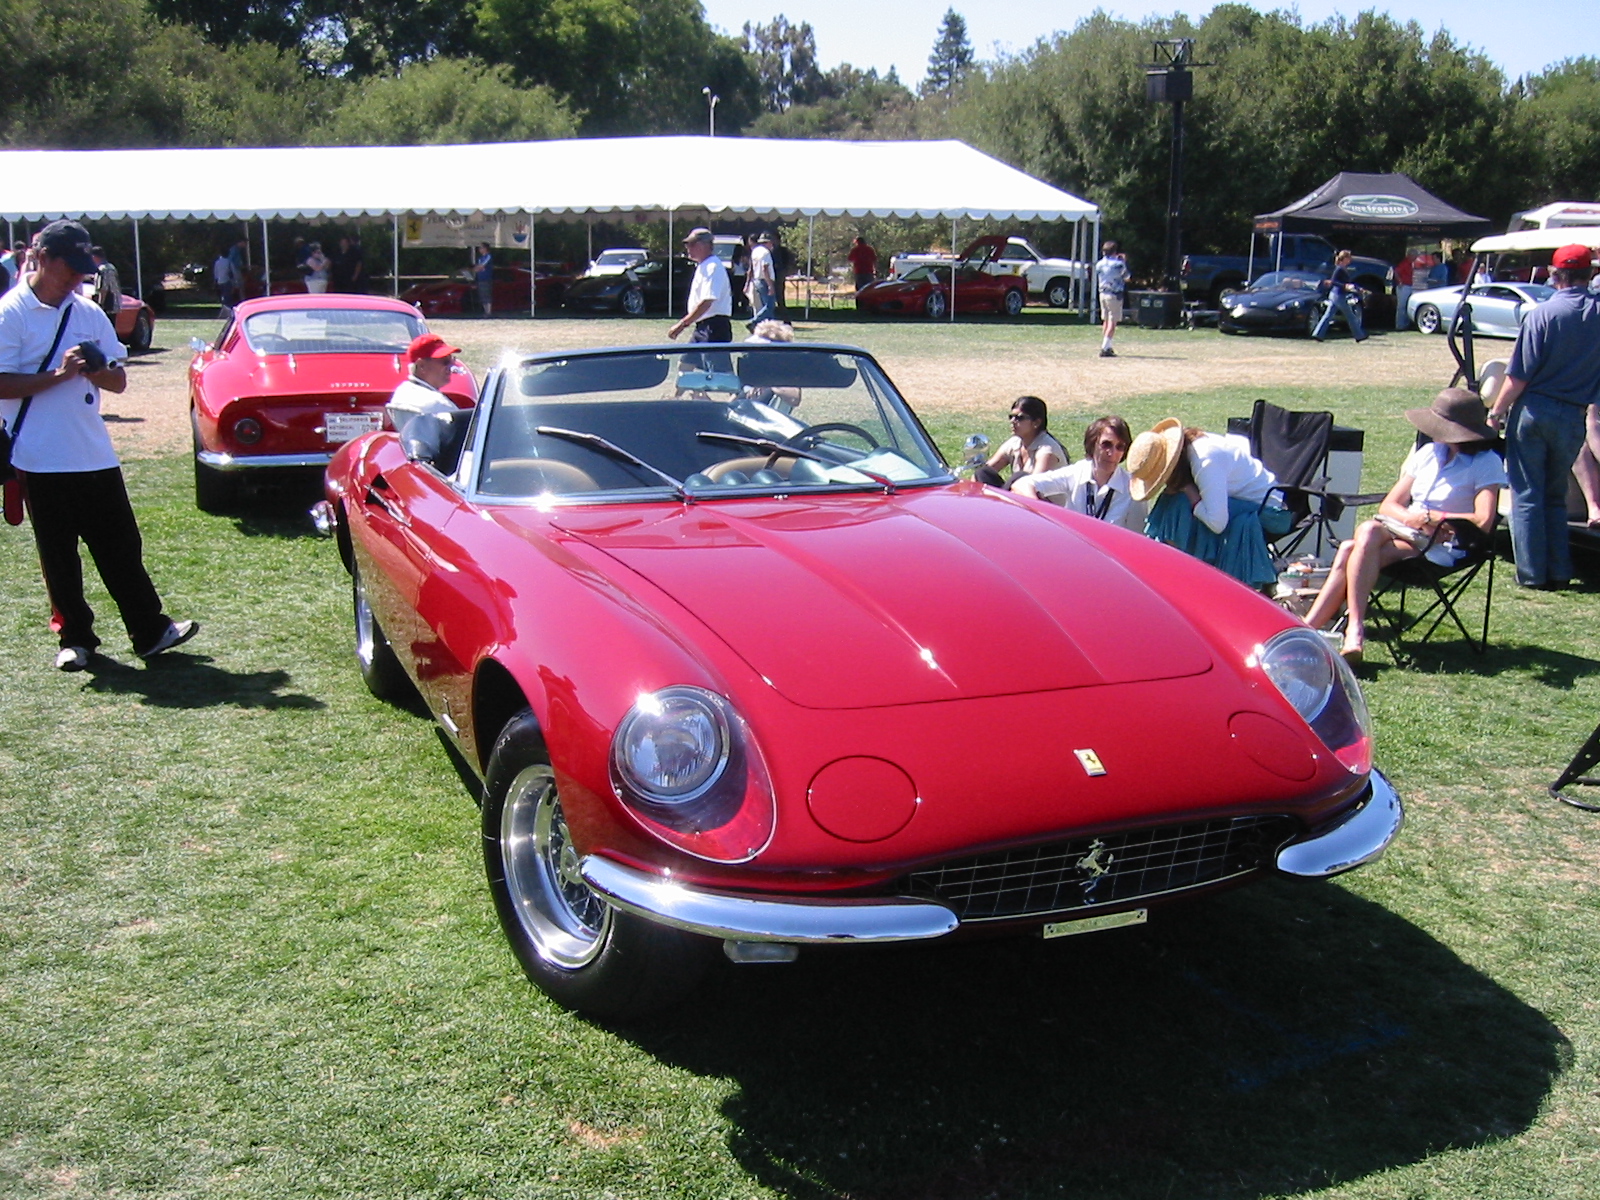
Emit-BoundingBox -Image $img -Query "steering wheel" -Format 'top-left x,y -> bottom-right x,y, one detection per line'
787,422 -> 881,451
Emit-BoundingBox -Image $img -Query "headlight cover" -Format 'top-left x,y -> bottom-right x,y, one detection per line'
1258,628 -> 1373,774
610,686 -> 774,862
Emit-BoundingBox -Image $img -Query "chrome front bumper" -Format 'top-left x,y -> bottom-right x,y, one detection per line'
196,450 -> 335,470
579,856 -> 959,945
1275,770 -> 1403,878
580,769 -> 1402,944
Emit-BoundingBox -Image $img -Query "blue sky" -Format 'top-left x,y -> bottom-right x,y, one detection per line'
701,1 -> 1596,87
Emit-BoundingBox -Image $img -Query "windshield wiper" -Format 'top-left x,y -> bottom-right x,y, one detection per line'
696,431 -> 897,494
535,426 -> 686,499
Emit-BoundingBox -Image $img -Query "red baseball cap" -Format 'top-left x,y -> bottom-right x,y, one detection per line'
1552,244 -> 1593,270
405,333 -> 460,364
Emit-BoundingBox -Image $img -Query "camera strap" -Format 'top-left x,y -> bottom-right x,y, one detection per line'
8,304 -> 77,444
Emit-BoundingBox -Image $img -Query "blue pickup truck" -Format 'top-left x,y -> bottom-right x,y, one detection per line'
1181,234 -> 1393,309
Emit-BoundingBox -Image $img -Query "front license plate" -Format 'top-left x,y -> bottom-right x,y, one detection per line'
324,411 -> 383,444
1042,909 -> 1147,939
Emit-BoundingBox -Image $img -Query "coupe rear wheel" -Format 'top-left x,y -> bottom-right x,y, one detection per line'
925,291 -> 948,320
483,711 -> 713,1018
621,287 -> 647,316
1002,288 -> 1025,317
1414,303 -> 1442,335
352,564 -> 414,703
129,312 -> 153,354
192,415 -> 236,513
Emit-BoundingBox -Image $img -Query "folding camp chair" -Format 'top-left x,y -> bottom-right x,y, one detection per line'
1364,513 -> 1499,662
1246,399 -> 1385,564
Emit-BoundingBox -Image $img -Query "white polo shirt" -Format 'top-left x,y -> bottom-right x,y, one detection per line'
0,280 -> 124,474
686,255 -> 732,320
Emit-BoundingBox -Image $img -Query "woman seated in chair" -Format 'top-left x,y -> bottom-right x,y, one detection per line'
1127,418 -> 1290,588
1303,388 -> 1505,663
974,395 -> 1067,488
1013,415 -> 1134,525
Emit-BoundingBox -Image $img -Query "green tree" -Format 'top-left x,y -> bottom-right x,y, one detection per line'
1510,58 -> 1600,205
742,15 -> 824,113
320,57 -> 577,145
922,8 -> 974,97
747,64 -> 915,138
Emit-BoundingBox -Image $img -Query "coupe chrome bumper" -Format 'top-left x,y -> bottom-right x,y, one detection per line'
196,450 -> 335,470
579,856 -> 959,944
1274,770 -> 1403,878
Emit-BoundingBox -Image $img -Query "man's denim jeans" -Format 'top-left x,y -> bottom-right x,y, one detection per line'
1507,392 -> 1587,586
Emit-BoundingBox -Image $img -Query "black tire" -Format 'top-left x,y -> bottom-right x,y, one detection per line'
1306,302 -> 1329,338
192,416 -> 237,513
1002,288 -> 1025,317
1044,278 -> 1072,308
129,312 -> 153,354
1415,303 -> 1442,335
352,564 -> 415,703
621,287 -> 646,316
482,710 -> 714,1018
925,290 -> 947,320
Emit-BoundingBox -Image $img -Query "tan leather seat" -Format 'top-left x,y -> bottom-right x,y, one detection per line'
480,458 -> 599,496
704,456 -> 794,482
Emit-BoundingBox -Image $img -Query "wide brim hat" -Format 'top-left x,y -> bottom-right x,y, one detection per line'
1405,387 -> 1496,444
1126,418 -> 1185,502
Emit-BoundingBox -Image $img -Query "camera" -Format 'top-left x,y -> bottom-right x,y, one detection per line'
75,342 -> 106,373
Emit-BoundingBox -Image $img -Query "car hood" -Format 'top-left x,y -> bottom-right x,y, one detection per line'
543,488 -> 1214,709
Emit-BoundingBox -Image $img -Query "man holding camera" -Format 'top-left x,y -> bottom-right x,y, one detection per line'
0,219 -> 197,671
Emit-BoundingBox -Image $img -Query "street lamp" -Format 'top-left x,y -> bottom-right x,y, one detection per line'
702,87 -> 719,137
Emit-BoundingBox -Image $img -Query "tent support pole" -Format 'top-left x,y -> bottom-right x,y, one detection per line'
950,217 -> 957,323
586,219 -> 592,267
132,218 -> 143,302
667,209 -> 674,316
392,214 -> 400,298
806,215 -> 814,319
260,217 -> 269,297
530,217 -> 537,317
1092,214 -> 1101,325
1245,229 -> 1255,289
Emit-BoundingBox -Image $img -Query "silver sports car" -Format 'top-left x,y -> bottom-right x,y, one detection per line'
1407,282 -> 1554,338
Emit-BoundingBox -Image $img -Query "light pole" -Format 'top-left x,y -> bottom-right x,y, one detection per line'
702,87 -> 719,137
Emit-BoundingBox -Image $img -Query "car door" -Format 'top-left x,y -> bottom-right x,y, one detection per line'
1470,286 -> 1528,337
999,241 -> 1041,290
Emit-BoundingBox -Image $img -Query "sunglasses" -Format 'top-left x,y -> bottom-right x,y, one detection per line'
1097,439 -> 1128,452
1009,412 -> 1035,422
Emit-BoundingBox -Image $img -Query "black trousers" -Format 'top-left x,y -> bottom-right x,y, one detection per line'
23,468 -> 170,653
686,315 -> 734,373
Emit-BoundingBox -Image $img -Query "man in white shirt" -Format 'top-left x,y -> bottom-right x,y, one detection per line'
668,227 -> 733,349
0,220 -> 196,671
387,333 -> 465,463
747,232 -> 777,328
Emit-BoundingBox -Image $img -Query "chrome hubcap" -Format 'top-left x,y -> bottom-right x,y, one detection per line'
501,765 -> 610,969
354,573 -> 376,669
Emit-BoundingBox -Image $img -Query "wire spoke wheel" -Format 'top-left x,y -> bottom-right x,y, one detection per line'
501,764 -> 611,969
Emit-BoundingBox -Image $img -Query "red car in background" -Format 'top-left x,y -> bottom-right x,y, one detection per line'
189,295 -> 475,511
855,263 -> 1027,319
112,294 -> 157,353
400,264 -> 574,316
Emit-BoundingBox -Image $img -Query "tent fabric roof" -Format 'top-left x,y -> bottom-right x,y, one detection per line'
0,136 -> 1098,224
1473,227 -> 1600,254
1253,172 -> 1492,236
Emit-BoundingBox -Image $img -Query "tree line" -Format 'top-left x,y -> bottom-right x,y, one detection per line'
3,1 -> 1597,275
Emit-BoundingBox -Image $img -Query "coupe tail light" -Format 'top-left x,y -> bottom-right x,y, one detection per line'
233,417 -> 263,445
1256,628 -> 1373,774
610,687 -> 774,862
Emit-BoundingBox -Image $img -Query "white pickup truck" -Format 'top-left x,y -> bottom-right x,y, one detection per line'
890,236 -> 1088,307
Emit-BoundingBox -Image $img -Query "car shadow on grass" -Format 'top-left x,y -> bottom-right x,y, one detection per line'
79,651 -> 324,710
1358,640 -> 1600,687
620,880 -> 1566,1200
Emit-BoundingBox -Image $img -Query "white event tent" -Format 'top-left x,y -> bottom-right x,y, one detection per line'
0,136 -> 1101,318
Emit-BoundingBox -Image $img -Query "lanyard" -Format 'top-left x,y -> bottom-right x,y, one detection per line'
1083,480 -> 1114,520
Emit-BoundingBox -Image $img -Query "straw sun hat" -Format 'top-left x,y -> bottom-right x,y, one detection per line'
1126,418 -> 1186,502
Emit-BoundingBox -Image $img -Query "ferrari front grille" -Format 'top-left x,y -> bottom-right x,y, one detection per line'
900,814 -> 1300,921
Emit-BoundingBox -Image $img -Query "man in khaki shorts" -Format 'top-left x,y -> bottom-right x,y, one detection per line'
1095,240 -> 1129,358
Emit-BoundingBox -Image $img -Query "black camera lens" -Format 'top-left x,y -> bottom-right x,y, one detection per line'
76,342 -> 106,373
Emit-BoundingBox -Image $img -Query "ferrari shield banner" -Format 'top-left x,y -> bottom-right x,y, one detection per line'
402,215 -> 531,249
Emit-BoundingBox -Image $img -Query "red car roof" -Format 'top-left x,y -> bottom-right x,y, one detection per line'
231,294 -> 424,316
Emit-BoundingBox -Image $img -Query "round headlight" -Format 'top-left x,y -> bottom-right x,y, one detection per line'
1258,628 -> 1334,722
233,417 -> 263,445
611,687 -> 731,804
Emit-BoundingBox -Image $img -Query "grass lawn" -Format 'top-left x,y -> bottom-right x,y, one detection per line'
3,320 -> 1599,1199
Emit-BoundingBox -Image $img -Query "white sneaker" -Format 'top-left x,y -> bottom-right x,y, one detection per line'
139,619 -> 199,659
55,646 -> 90,672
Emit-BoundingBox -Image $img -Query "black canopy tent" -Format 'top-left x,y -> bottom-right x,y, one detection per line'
1253,171 -> 1493,238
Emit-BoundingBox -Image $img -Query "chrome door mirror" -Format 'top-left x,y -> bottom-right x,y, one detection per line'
956,433 -> 990,478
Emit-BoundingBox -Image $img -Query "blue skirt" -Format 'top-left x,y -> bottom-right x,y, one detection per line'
1145,494 -> 1289,587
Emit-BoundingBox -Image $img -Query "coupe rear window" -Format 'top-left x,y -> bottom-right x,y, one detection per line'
242,309 -> 425,355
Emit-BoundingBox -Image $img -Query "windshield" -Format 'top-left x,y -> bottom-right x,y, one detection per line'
474,347 -> 949,503
1248,271 -> 1324,293
242,307 -> 423,355
594,250 -> 645,269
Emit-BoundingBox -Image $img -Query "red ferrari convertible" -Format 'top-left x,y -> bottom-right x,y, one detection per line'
855,263 -> 1027,318
316,343 -> 1401,1017
190,295 -> 475,511
400,264 -> 572,316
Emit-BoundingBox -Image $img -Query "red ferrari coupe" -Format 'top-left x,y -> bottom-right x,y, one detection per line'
855,263 -> 1027,319
190,295 -> 475,511
400,264 -> 573,317
111,295 -> 157,353
316,343 -> 1401,1017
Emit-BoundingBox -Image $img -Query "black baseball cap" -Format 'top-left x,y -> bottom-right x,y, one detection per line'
36,220 -> 96,273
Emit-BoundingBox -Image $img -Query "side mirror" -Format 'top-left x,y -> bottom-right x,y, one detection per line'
956,433 -> 990,478
189,337 -> 210,353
